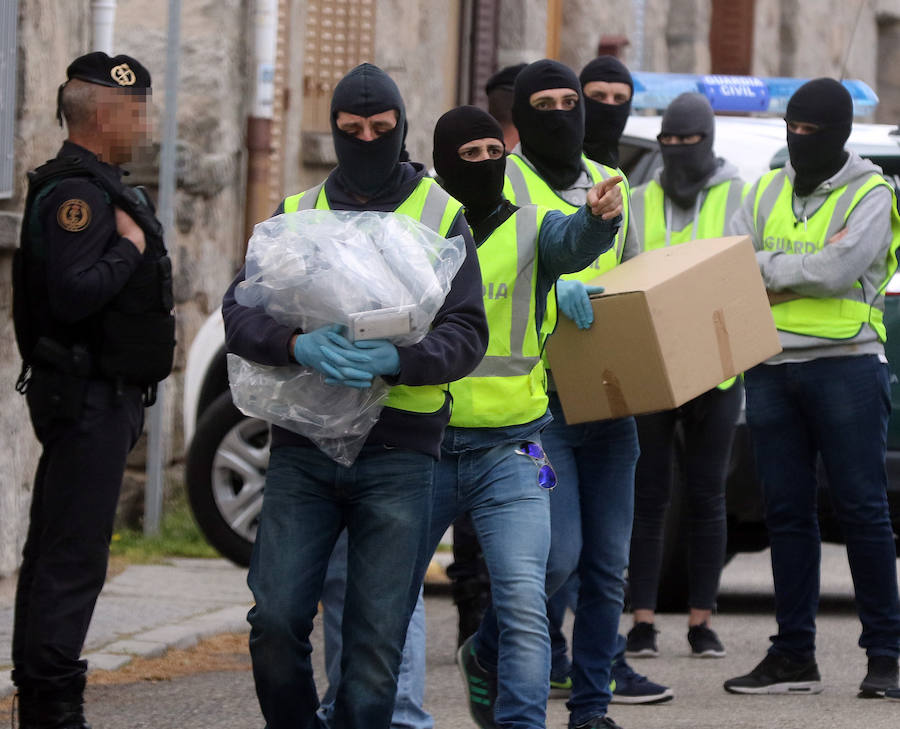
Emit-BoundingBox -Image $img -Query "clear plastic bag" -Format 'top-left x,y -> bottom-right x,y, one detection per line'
228,209 -> 466,466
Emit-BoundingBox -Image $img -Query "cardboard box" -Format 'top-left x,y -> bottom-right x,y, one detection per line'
546,235 -> 781,424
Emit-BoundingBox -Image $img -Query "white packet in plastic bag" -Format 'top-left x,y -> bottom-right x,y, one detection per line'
227,209 -> 466,465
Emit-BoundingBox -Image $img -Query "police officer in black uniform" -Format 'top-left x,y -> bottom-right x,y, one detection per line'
11,52 -> 174,729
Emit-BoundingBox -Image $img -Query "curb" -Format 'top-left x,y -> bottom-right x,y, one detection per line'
0,553 -> 454,699
0,604 -> 251,699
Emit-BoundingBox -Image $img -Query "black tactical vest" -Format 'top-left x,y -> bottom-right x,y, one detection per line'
12,154 -> 175,393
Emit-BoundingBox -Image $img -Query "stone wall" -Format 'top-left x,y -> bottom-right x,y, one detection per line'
3,0 -> 899,577
0,0 -> 92,578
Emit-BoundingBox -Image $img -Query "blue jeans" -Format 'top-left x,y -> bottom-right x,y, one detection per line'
477,396 -> 638,726
247,445 -> 434,729
319,530 -> 432,729
744,356 -> 900,661
545,393 -> 638,724
548,573 -> 578,680
436,428 -> 552,729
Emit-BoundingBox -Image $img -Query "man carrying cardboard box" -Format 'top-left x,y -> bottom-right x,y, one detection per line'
473,58 -> 672,729
724,77 -> 900,698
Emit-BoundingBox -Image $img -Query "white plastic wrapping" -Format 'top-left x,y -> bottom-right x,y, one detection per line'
227,209 -> 466,466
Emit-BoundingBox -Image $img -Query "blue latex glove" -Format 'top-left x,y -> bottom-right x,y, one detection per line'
293,325 -> 372,387
556,280 -> 605,330
349,339 -> 401,376
321,336 -> 400,389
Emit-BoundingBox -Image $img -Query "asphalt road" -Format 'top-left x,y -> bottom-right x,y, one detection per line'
80,545 -> 900,729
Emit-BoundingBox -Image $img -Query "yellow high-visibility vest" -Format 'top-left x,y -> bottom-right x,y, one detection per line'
503,153 -> 632,358
631,178 -> 748,390
448,205 -> 553,427
632,178 -> 745,251
752,169 -> 900,342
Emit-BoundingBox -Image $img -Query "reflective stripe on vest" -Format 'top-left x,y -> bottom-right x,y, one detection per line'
631,179 -> 745,251
449,206 -> 552,427
754,170 -> 900,342
503,153 -> 630,275
281,177 -> 462,413
504,153 -> 633,367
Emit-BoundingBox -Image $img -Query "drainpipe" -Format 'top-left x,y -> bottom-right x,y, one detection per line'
144,0 -> 182,535
244,0 -> 279,249
91,0 -> 117,54
632,0 -> 646,70
546,0 -> 563,60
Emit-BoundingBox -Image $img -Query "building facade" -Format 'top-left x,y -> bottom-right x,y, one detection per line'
0,0 -> 897,576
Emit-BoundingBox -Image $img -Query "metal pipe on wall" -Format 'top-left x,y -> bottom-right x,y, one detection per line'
632,0 -> 646,70
91,0 -> 117,54
546,0 -> 562,60
145,0 -> 182,535
244,0 -> 279,248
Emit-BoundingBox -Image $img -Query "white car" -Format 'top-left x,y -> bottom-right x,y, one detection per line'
183,103 -> 900,569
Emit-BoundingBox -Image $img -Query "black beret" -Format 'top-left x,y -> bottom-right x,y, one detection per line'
66,51 -> 152,91
485,63 -> 527,95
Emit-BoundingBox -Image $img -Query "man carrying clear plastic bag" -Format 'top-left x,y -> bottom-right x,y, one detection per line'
221,63 -> 489,729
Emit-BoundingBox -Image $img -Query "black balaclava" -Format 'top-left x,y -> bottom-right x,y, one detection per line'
512,59 -> 585,190
579,56 -> 633,167
433,106 -> 506,225
785,77 -> 852,197
330,63 -> 407,199
658,92 -> 718,209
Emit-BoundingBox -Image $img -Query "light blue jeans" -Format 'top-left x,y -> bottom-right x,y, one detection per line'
319,530 -> 432,729
434,427 -> 552,729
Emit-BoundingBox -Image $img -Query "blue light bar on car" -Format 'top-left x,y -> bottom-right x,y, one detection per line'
631,72 -> 879,117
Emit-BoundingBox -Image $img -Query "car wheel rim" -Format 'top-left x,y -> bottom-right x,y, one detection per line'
211,417 -> 269,544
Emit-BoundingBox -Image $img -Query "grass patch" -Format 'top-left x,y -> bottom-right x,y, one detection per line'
110,487 -> 218,563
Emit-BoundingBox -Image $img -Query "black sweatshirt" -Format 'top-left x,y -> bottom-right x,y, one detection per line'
222,162 -> 489,458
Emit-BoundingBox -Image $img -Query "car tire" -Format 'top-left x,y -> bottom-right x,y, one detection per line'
185,391 -> 268,567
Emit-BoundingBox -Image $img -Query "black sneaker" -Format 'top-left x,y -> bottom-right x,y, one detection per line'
859,655 -> 899,698
724,653 -> 823,694
625,622 -> 659,658
456,634 -> 497,729
688,622 -> 726,658
609,658 -> 674,704
885,686 -> 900,700
573,716 -> 624,729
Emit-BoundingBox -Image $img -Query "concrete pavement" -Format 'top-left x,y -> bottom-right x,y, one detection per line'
0,558 -> 253,698
0,552 -> 453,699
2,548 -> 900,728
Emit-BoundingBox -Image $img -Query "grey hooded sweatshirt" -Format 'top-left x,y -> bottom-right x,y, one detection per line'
729,150 -> 896,363
629,158 -> 744,257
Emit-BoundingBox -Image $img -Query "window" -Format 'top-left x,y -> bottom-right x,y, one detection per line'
302,0 -> 376,132
709,0 -> 755,76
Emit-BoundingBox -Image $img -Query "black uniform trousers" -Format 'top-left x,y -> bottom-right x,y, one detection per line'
12,372 -> 143,695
